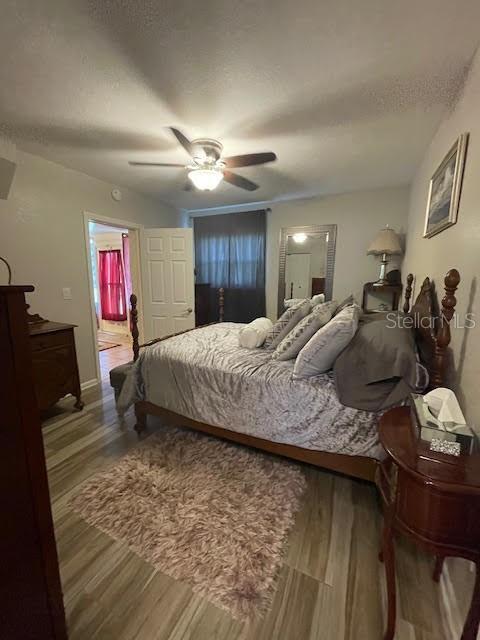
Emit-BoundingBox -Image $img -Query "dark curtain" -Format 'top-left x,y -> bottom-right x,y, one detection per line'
98,249 -> 127,321
194,210 -> 266,322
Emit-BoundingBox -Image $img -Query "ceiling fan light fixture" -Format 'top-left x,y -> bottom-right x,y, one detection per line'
188,168 -> 224,191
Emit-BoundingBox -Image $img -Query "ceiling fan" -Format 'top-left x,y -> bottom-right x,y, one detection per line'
128,127 -> 277,192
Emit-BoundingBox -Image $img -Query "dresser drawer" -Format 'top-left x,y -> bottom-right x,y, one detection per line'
28,320 -> 82,413
30,329 -> 73,352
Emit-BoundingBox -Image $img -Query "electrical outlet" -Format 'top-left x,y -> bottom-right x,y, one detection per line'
62,287 -> 72,300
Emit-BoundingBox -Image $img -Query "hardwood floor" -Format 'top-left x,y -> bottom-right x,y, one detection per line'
43,383 -> 449,640
98,343 -> 132,380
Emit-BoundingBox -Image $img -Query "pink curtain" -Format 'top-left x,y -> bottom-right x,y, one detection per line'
122,233 -> 132,305
98,249 -> 127,321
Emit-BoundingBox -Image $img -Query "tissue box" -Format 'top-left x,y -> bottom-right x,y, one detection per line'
410,394 -> 476,456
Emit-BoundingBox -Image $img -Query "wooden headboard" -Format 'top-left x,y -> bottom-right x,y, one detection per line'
403,269 -> 460,389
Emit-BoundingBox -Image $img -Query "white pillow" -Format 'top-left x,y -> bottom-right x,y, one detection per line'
310,293 -> 325,307
239,317 -> 273,349
284,293 -> 325,309
284,297 -> 305,309
293,304 -> 360,378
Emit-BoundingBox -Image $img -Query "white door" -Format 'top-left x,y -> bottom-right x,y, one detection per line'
285,253 -> 311,299
141,228 -> 195,341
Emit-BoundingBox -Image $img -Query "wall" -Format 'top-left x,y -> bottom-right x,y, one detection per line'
265,187 -> 409,318
0,140 -> 177,384
402,48 -> 480,636
403,48 -> 480,428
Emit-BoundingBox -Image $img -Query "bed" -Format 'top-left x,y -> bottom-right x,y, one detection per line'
119,269 -> 460,482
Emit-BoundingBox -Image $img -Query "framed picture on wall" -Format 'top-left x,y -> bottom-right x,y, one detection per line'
423,132 -> 469,238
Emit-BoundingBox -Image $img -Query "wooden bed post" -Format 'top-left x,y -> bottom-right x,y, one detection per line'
130,293 -> 140,362
403,274 -> 414,313
129,286 -> 226,365
130,294 -> 146,433
430,269 -> 460,388
134,404 -> 147,435
219,287 -> 225,322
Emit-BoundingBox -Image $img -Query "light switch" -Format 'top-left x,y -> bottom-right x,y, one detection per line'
62,287 -> 72,300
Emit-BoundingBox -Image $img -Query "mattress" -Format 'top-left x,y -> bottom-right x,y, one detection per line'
118,323 -> 382,459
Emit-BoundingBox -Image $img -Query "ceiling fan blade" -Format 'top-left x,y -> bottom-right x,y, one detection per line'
223,152 -> 277,168
128,161 -> 185,167
223,170 -> 259,191
169,127 -> 194,157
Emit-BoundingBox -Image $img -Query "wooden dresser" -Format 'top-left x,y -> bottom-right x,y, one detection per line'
29,317 -> 84,412
1,286 -> 67,639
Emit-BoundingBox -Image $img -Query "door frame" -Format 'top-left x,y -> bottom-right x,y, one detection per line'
83,211 -> 145,383
285,252 -> 312,299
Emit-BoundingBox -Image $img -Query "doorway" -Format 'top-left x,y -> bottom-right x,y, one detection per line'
84,214 -> 144,381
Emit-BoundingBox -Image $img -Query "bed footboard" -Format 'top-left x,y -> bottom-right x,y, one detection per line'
130,287 -> 225,432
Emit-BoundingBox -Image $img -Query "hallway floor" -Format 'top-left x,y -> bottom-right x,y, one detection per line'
97,331 -> 132,380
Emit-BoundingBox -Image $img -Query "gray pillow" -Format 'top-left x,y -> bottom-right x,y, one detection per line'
293,304 -> 360,378
272,300 -> 337,361
333,311 -> 427,411
264,299 -> 311,350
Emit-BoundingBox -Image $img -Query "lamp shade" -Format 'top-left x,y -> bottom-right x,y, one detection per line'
367,227 -> 402,256
188,168 -> 224,191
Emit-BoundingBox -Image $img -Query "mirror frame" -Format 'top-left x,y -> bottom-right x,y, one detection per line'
278,224 -> 337,317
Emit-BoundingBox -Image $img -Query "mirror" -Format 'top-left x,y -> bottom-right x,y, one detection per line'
278,224 -> 337,317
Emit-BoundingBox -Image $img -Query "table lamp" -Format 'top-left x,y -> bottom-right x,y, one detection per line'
367,226 -> 402,286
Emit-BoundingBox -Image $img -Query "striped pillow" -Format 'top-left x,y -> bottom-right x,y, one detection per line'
272,301 -> 337,361
293,304 -> 361,378
264,300 -> 311,350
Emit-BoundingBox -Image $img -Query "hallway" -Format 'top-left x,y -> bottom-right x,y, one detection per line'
97,331 -> 132,380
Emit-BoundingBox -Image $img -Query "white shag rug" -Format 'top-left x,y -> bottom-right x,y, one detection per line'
69,427 -> 306,619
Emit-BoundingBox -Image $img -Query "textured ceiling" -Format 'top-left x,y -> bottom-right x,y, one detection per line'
1,0 -> 479,211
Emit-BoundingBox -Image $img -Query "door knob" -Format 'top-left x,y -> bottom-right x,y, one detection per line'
182,307 -> 193,316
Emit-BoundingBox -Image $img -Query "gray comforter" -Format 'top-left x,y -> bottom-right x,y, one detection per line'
118,323 -> 382,459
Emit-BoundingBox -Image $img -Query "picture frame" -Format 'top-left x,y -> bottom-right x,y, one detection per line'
423,133 -> 469,239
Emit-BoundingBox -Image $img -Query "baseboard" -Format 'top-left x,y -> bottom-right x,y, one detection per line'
439,560 -> 479,639
81,378 -> 99,391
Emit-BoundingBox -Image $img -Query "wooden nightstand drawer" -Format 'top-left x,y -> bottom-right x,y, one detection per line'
395,472 -> 480,547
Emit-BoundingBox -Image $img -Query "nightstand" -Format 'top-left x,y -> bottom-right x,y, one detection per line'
362,282 -> 402,313
377,407 -> 480,640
